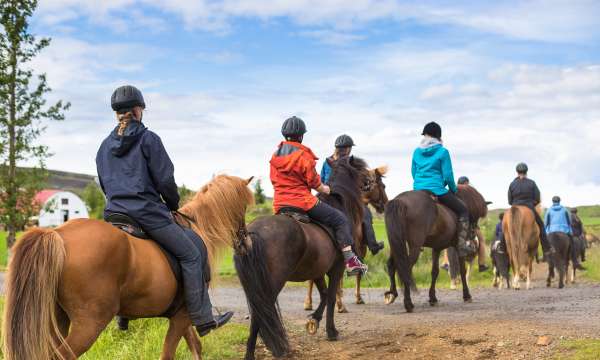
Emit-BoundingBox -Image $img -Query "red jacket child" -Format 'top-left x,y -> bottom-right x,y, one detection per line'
270,141 -> 322,214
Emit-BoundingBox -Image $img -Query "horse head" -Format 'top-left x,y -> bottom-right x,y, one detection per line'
363,165 -> 389,214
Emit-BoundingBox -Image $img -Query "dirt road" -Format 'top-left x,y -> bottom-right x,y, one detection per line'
211,268 -> 600,359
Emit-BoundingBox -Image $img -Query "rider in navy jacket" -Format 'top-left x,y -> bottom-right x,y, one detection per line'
96,85 -> 233,337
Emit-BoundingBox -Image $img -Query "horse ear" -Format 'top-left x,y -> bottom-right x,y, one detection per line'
246,176 -> 254,185
375,165 -> 388,176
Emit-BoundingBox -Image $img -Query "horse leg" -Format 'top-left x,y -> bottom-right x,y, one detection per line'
384,256 -> 398,305
245,317 -> 260,360
56,314 -> 112,359
304,280 -> 314,311
183,327 -> 203,360
326,264 -> 344,341
459,256 -> 472,302
336,279 -> 348,313
526,260 -> 533,290
355,273 -> 365,305
160,310 -> 198,360
429,249 -> 440,306
307,277 -> 328,335
547,262 -> 553,287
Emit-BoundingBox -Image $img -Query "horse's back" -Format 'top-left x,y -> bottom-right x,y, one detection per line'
248,215 -> 337,282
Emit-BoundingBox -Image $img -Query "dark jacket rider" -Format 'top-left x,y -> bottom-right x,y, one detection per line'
96,85 -> 233,337
507,163 -> 555,258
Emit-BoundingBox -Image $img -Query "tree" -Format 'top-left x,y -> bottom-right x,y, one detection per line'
82,182 -> 105,220
178,184 -> 194,204
0,0 -> 70,248
254,179 -> 266,205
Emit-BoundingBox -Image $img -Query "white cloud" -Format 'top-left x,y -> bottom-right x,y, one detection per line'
36,0 -> 600,43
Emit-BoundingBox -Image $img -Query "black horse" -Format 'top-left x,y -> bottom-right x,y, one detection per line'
234,156 -> 369,360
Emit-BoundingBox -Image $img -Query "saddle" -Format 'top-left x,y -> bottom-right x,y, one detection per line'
104,213 -> 185,318
278,207 -> 337,241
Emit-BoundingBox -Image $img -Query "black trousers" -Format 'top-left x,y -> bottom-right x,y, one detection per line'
308,201 -> 353,250
438,192 -> 468,220
147,223 -> 213,325
522,204 -> 550,252
362,205 -> 379,250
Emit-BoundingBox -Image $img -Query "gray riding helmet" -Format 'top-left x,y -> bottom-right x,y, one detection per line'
111,85 -> 146,112
335,134 -> 355,148
281,116 -> 307,137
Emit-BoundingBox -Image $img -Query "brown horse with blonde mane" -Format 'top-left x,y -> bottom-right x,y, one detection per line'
503,205 -> 540,290
304,165 -> 389,312
2,175 -> 254,360
384,184 -> 488,312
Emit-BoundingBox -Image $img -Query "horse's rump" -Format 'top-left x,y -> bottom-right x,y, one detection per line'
504,206 -> 538,279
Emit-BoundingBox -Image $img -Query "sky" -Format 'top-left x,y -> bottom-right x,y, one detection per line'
25,0 -> 600,208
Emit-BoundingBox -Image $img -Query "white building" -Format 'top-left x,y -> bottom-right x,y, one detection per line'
35,190 -> 89,227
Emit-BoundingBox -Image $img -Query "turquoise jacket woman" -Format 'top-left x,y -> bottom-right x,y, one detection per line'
411,137 -> 458,195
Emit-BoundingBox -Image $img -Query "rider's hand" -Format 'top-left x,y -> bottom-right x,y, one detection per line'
317,184 -> 331,195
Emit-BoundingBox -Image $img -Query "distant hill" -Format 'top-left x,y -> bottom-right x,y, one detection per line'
46,169 -> 96,195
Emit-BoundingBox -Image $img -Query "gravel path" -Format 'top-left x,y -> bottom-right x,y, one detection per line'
210,268 -> 600,359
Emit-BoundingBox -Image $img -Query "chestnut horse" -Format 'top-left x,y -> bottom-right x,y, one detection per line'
384,185 -> 487,312
503,205 -> 540,290
304,165 -> 389,312
2,175 -> 254,360
234,156 -> 368,360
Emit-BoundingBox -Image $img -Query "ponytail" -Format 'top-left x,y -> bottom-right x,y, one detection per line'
116,111 -> 133,136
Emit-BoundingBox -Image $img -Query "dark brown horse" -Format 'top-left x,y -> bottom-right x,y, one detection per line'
304,165 -> 389,312
384,185 -> 488,312
2,175 -> 254,360
234,156 -> 368,360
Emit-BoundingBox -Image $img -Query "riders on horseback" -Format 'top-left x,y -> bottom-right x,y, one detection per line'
411,122 -> 475,257
545,196 -> 585,270
270,117 -> 368,276
320,134 -> 385,255
507,162 -> 555,259
570,207 -> 586,262
96,85 -> 233,337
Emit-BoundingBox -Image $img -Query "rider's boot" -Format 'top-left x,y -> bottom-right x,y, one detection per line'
539,229 -> 556,262
457,217 -> 477,257
196,312 -> 234,337
344,251 -> 368,276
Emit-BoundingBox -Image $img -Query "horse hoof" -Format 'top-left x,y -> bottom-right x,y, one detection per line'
464,298 -> 472,303
306,319 -> 319,335
406,307 -> 414,313
304,304 -> 313,311
429,300 -> 438,307
327,331 -> 339,341
384,293 -> 397,305
356,298 -> 365,305
337,306 -> 349,314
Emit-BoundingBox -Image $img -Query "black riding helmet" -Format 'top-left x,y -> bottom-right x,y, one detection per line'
516,162 -> 528,174
552,196 -> 561,203
457,176 -> 469,185
335,134 -> 355,148
422,122 -> 442,140
111,85 -> 146,113
281,116 -> 307,138
571,208 -> 578,213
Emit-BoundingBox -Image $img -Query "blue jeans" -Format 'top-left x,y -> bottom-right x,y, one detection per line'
147,223 -> 213,325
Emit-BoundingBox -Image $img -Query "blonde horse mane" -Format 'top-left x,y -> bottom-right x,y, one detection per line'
179,175 -> 254,281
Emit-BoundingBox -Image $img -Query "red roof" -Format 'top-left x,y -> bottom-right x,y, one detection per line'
35,189 -> 60,204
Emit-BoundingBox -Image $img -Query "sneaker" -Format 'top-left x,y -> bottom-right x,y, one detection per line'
369,242 -> 385,255
196,311 -> 234,337
441,263 -> 449,272
478,264 -> 490,272
345,256 -> 368,276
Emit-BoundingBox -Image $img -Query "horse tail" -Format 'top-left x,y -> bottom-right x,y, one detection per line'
509,207 -> 528,279
385,198 -> 413,292
234,231 -> 289,357
2,228 -> 69,360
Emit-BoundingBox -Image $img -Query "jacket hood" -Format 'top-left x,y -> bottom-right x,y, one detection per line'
551,204 -> 564,211
109,121 -> 147,157
270,141 -> 317,172
417,137 -> 443,157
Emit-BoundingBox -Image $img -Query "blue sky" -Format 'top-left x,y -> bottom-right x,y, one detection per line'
28,0 -> 600,207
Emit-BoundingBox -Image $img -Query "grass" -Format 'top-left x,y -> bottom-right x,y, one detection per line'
555,339 -> 600,360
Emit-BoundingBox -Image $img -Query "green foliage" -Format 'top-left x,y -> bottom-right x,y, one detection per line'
555,339 -> 600,360
178,184 -> 194,203
0,0 -> 70,248
82,182 -> 105,220
253,179 -> 266,205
